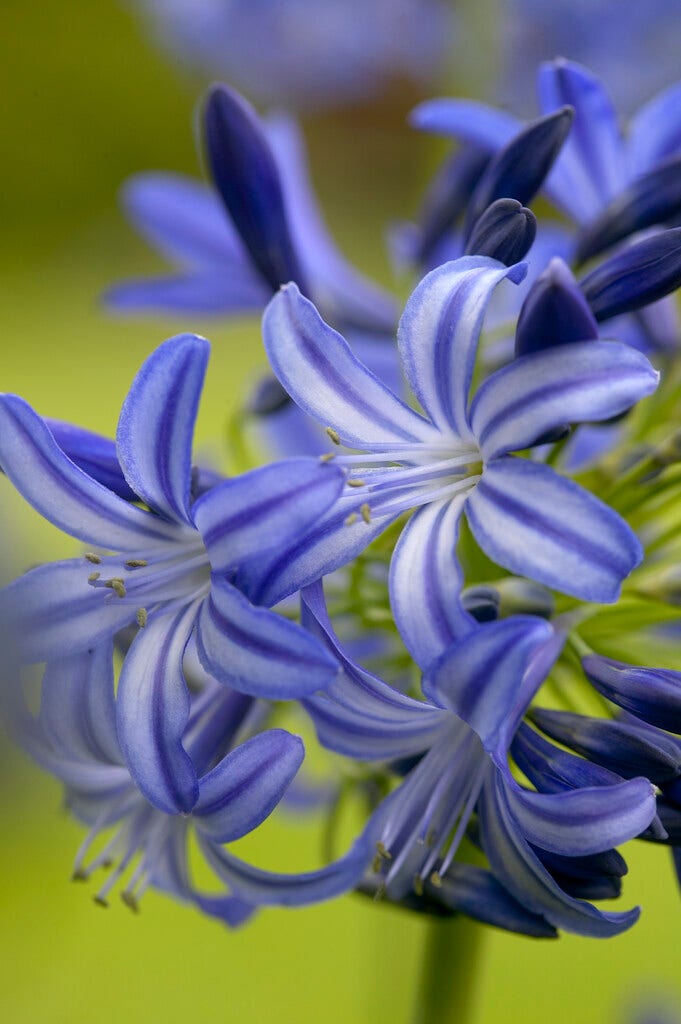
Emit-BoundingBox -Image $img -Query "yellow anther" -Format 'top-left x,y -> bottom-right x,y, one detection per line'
125,559 -> 148,569
105,578 -> 127,598
413,875 -> 424,897
376,841 -> 392,861
319,452 -> 336,463
85,552 -> 101,565
344,512 -> 359,526
93,896 -> 109,908
347,478 -> 366,488
325,427 -> 341,445
71,869 -> 88,883
425,827 -> 437,847
360,502 -> 371,524
371,853 -> 383,874
120,892 -> 140,914
88,572 -> 101,582
136,608 -> 148,628
429,872 -> 443,889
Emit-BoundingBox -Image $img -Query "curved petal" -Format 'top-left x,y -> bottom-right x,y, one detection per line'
198,828 -> 375,907
0,560 -> 135,664
435,863 -> 557,938
409,98 -> 522,151
196,577 -> 338,699
466,458 -> 642,602
117,604 -> 199,815
119,172 -> 249,268
629,80 -> 681,177
105,272 -> 267,316
0,396 -> 176,549
116,333 -> 209,526
582,655 -> 681,733
479,772 -> 641,937
424,616 -> 561,757
267,113 -> 397,333
397,257 -> 526,438
537,59 -> 624,220
389,496 -> 474,669
40,642 -> 121,764
514,257 -> 599,358
505,776 -> 656,856
263,284 -> 436,448
471,342 -> 658,460
44,420 -> 136,501
193,458 -> 344,573
194,730 -> 304,842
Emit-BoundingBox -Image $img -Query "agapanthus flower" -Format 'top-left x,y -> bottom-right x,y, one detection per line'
0,333 -> 345,813
299,584 -> 656,937
127,0 -> 455,111
259,256 -> 658,666
107,83 -> 396,336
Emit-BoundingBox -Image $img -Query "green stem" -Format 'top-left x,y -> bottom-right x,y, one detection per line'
412,914 -> 484,1024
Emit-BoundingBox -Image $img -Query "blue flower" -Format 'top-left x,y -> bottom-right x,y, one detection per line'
259,257 -> 658,665
300,585 -> 656,937
7,637 -> 304,921
106,84 -> 396,335
128,0 -> 455,111
0,333 -> 345,813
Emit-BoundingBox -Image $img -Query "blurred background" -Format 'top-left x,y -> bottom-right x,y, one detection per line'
2,1 -> 681,1021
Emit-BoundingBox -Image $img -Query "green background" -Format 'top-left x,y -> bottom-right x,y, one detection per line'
1,3 -> 680,1021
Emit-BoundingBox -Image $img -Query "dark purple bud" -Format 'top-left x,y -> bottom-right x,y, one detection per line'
461,584 -> 500,622
204,84 -> 308,294
534,845 -> 626,885
515,257 -> 598,357
413,145 -> 490,266
580,229 -> 681,321
542,870 -> 621,902
576,155 -> 681,263
511,722 -> 624,795
432,863 -> 558,938
530,707 -> 681,785
465,198 -> 537,266
463,107 -> 574,243
583,654 -> 681,734
246,374 -> 291,416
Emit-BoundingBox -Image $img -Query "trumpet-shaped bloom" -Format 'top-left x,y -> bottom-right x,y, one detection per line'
301,584 -> 655,937
260,258 -> 658,665
0,333 -> 345,814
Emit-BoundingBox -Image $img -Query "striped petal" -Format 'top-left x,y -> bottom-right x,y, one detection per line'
194,730 -> 304,843
192,458 -> 344,573
116,333 -> 209,526
263,284 -> 435,448
389,496 -> 474,669
471,341 -> 658,460
397,257 -> 526,438
0,395 -> 176,549
116,604 -> 199,815
196,576 -> 338,699
466,457 -> 642,603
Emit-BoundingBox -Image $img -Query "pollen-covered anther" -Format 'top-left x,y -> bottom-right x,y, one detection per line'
136,608 -> 148,628
360,503 -> 371,524
71,869 -> 88,883
120,891 -> 140,914
371,853 -> 383,873
429,871 -> 443,889
125,559 -> 148,569
347,478 -> 366,488
88,572 -> 101,582
105,578 -> 127,598
413,875 -> 424,897
325,426 -> 341,445
85,552 -> 101,565
344,512 -> 359,526
375,841 -> 392,861
319,452 -> 336,463
92,895 -> 109,908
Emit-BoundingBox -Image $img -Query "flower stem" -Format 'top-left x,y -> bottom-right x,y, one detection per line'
412,914 -> 484,1024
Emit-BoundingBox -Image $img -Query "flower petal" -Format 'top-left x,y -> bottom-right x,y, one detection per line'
263,284 -> 435,448
424,616 -> 561,756
435,863 -> 557,938
116,605 -> 199,815
389,496 -> 474,669
204,84 -> 306,294
409,98 -> 521,151
396,257 -> 526,438
466,457 -> 642,602
105,272 -> 267,316
628,80 -> 681,177
196,576 -> 338,699
471,341 -> 659,460
580,229 -> 681,321
582,655 -> 681,733
192,458 -> 344,573
116,333 -> 209,525
514,257 -> 599,357
0,395 -> 176,549
44,420 -> 136,500
0,560 -> 135,664
194,730 -> 304,843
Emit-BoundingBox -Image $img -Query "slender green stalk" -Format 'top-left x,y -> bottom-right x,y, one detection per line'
412,915 -> 484,1024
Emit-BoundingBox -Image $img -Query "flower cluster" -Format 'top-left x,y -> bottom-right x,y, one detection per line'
6,60 -> 681,941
